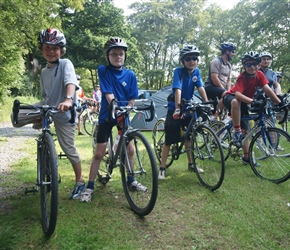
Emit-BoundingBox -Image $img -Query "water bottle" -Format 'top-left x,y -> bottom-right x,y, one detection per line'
113,130 -> 122,153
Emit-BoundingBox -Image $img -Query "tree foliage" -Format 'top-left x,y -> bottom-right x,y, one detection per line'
1,0 -> 290,100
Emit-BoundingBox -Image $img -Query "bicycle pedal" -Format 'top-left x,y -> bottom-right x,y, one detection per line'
24,187 -> 38,195
98,174 -> 111,185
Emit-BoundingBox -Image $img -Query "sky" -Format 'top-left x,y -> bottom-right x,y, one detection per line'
114,0 -> 241,16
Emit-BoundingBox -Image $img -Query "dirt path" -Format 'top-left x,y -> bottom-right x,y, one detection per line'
0,122 -> 39,174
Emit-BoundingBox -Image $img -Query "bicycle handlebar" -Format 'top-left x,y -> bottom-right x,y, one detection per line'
12,99 -> 76,125
108,99 -> 155,122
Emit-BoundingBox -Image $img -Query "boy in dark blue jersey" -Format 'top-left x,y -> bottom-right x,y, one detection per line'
80,38 -> 143,202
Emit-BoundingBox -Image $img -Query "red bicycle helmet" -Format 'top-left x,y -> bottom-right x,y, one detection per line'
38,28 -> 66,47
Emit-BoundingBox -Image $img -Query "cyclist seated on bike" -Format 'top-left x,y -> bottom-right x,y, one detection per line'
158,45 -> 208,180
80,37 -> 145,202
222,51 -> 283,164
10,28 -> 86,199
204,41 -> 237,119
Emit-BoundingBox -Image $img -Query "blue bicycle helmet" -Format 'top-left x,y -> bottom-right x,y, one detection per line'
219,42 -> 237,52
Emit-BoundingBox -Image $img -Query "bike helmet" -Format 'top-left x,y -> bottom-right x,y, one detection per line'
276,71 -> 283,78
241,51 -> 261,64
38,28 -> 66,47
219,42 -> 237,52
259,51 -> 272,59
104,37 -> 128,54
179,45 -> 200,61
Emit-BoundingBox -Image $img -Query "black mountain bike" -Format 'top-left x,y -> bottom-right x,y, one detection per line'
153,99 -> 225,191
12,100 -> 75,236
92,99 -> 158,216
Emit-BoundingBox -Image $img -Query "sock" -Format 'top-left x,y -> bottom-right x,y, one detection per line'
87,181 -> 95,190
160,167 -> 166,171
127,175 -> 135,184
234,126 -> 241,133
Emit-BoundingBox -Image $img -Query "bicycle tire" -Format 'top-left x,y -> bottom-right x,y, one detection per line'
249,127 -> 290,183
210,121 -> 232,161
120,131 -> 158,216
83,111 -> 99,136
191,124 -> 225,191
152,118 -> 174,168
39,133 -> 58,236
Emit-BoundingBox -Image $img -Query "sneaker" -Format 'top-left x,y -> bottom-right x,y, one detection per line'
70,181 -> 86,199
128,181 -> 148,192
80,188 -> 93,202
276,145 -> 284,151
233,132 -> 242,147
158,168 -> 166,180
188,164 -> 204,173
78,131 -> 85,135
242,157 -> 261,167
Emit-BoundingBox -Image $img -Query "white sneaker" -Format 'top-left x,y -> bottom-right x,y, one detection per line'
80,188 -> 93,202
158,168 -> 166,180
188,164 -> 204,173
276,145 -> 284,151
129,181 -> 148,192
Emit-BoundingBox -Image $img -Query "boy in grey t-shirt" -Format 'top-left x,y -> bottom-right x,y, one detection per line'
12,28 -> 85,199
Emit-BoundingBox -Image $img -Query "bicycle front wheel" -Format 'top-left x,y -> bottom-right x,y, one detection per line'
120,131 -> 158,216
210,121 -> 232,161
39,133 -> 58,236
152,118 -> 174,168
249,127 -> 290,183
191,124 -> 225,191
83,111 -> 99,136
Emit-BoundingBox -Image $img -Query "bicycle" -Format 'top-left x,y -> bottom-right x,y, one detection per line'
211,97 -> 290,183
152,99 -> 225,191
92,99 -> 158,216
12,99 -> 75,236
77,100 -> 99,136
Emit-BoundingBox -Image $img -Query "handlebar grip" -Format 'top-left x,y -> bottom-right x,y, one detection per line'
278,109 -> 288,125
69,103 -> 76,124
12,99 -> 20,125
145,100 -> 155,122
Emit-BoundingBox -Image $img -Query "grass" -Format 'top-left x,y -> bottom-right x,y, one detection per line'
1,97 -> 290,249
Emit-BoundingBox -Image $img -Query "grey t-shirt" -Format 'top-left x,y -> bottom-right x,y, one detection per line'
205,56 -> 231,88
40,59 -> 78,125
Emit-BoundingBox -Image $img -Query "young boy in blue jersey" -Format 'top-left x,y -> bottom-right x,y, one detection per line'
80,37 -> 145,202
158,45 -> 208,180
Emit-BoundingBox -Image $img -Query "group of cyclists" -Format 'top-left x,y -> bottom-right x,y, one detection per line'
158,41 -> 286,180
12,27 -> 287,205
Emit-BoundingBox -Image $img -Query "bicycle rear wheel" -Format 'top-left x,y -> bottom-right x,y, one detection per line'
249,127 -> 290,183
152,118 -> 174,168
39,133 -> 58,236
191,124 -> 225,191
83,111 -> 99,136
120,131 -> 158,216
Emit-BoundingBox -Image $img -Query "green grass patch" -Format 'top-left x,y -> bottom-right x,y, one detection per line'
1,100 -> 290,249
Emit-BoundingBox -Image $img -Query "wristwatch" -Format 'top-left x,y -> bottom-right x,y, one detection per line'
65,95 -> 73,100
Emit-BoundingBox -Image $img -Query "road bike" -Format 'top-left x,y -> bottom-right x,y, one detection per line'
152,99 -> 225,191
211,97 -> 290,183
12,100 -> 75,236
77,100 -> 99,136
92,99 -> 158,216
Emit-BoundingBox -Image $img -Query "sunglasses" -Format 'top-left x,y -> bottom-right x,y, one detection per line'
184,56 -> 198,62
245,61 -> 259,67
